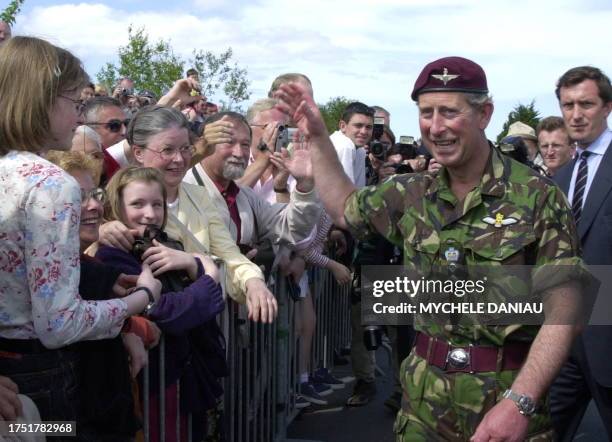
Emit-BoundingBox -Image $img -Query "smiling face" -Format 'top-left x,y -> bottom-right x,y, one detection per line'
417,91 -> 493,172
204,119 -> 251,182
559,79 -> 611,147
339,113 -> 373,147
71,169 -> 103,252
133,125 -> 192,197
121,180 -> 166,237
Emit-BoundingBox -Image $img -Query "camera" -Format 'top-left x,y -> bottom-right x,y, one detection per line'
120,87 -> 134,97
132,226 -> 191,292
369,117 -> 388,160
275,125 -> 300,152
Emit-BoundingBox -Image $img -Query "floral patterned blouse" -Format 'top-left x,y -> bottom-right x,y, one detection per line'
0,151 -> 127,348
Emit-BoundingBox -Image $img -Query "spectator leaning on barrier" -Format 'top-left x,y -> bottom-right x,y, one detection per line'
330,102 -> 374,189
274,55 -> 588,441
0,35 -> 161,424
98,105 -> 277,323
536,116 -> 575,177
550,66 -> 612,441
185,110 -> 320,265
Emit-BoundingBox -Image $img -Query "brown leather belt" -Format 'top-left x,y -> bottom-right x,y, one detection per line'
414,332 -> 530,373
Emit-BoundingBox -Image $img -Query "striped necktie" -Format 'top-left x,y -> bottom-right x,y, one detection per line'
572,150 -> 592,225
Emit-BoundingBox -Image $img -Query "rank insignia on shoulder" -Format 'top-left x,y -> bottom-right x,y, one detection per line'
483,213 -> 518,228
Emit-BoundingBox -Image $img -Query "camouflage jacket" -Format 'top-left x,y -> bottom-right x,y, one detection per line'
345,146 -> 584,346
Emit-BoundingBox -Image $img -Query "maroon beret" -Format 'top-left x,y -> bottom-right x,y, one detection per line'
411,56 -> 488,101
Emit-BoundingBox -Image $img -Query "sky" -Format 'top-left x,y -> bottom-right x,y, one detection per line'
10,0 -> 612,140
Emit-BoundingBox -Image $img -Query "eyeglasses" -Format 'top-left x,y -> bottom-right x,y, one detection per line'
143,145 -> 196,160
88,119 -> 131,133
58,95 -> 86,115
81,187 -> 106,204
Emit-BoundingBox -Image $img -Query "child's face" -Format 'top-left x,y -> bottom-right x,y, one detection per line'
121,180 -> 165,237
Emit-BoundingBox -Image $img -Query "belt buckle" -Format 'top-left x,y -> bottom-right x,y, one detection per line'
446,345 -> 472,371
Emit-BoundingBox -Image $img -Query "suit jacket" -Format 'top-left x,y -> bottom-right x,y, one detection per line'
164,182 -> 264,304
184,163 -> 319,249
554,137 -> 612,386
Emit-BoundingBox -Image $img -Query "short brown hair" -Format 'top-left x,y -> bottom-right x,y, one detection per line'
46,150 -> 99,180
555,66 -> 612,103
0,37 -> 89,156
104,166 -> 168,230
536,116 -> 567,136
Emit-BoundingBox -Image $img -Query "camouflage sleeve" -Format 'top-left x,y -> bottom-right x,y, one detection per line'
531,182 -> 587,293
344,177 -> 408,246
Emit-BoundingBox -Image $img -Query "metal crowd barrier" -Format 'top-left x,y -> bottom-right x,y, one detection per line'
140,267 -> 352,442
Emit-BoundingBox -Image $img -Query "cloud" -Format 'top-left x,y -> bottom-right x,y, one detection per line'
12,0 -> 612,137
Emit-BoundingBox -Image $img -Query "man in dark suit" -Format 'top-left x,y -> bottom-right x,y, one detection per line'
550,66 -> 612,441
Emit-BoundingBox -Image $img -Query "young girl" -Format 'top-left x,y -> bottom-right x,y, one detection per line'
95,166 -> 227,442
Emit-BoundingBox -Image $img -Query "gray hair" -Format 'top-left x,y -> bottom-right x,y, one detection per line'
126,105 -> 190,148
464,92 -> 493,110
246,98 -> 278,123
74,125 -> 102,147
84,96 -> 123,122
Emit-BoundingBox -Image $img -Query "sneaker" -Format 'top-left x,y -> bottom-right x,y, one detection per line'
346,379 -> 377,407
384,391 -> 402,413
310,379 -> 333,396
311,368 -> 345,390
300,382 -> 328,405
295,394 -> 311,409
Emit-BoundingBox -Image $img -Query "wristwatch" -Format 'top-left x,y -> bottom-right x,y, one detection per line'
134,286 -> 156,316
502,389 -> 536,417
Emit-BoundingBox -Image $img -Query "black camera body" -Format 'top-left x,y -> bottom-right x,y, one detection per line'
132,226 -> 191,292
369,117 -> 387,160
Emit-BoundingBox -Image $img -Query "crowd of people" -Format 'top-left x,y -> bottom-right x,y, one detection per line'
0,21 -> 611,442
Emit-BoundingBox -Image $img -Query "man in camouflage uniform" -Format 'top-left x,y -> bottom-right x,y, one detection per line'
275,56 -> 585,441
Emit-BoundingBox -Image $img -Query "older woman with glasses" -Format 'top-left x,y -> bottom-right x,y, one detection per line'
0,36 -> 162,423
99,105 -> 277,322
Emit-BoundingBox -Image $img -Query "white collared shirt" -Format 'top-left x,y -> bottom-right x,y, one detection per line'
568,128 -> 612,209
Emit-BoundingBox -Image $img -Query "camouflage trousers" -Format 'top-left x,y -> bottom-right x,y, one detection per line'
394,352 -> 554,442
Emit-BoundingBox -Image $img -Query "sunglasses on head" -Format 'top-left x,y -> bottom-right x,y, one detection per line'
88,119 -> 131,133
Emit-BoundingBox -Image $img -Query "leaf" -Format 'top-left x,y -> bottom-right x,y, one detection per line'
0,0 -> 25,26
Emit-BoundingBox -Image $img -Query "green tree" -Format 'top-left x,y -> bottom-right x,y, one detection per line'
1,0 -> 25,25
190,48 -> 250,111
318,96 -> 353,134
97,26 -> 184,99
496,100 -> 541,144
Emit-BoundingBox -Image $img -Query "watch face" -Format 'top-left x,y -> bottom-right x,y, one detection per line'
518,396 -> 535,414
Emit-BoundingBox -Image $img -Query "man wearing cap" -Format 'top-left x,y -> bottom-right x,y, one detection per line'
274,56 -> 585,441
504,121 -> 543,166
